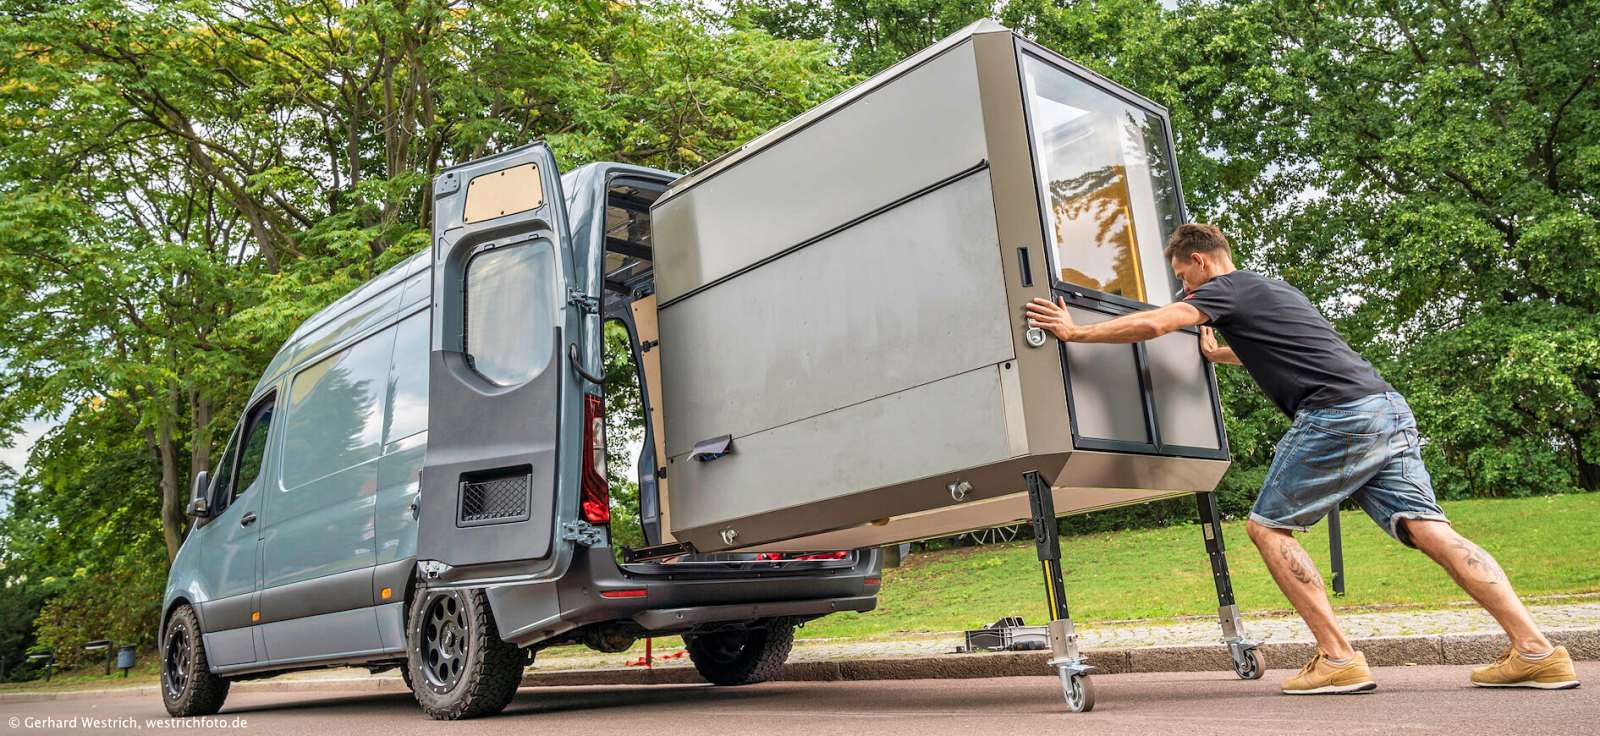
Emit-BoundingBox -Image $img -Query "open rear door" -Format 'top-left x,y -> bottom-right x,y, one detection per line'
418,144 -> 577,584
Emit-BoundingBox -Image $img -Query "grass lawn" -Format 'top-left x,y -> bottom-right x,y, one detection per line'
0,659 -> 159,693
801,492 -> 1600,640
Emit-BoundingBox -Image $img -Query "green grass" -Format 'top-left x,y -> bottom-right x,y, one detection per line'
0,659 -> 160,693
801,493 -> 1600,640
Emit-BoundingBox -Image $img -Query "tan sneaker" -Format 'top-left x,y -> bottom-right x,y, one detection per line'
1471,646 -> 1581,690
1281,651 -> 1378,694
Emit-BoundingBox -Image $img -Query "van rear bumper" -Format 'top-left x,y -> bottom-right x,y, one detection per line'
487,544 -> 881,647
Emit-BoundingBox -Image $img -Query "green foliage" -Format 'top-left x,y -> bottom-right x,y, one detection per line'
603,319 -> 646,552
810,493 -> 1600,639
0,0 -> 1596,673
0,0 -> 847,677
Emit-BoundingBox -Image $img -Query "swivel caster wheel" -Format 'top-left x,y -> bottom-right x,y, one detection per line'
1232,647 -> 1265,680
1061,672 -> 1095,713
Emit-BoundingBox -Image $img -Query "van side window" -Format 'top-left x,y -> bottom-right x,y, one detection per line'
282,327 -> 394,489
383,312 -> 429,444
209,425 -> 240,509
233,398 -> 276,501
463,241 -> 556,385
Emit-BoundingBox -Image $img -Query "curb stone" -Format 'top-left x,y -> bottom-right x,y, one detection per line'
3,627 -> 1593,701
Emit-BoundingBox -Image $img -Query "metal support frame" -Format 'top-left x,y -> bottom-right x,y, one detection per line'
1025,469 -> 1094,709
1328,508 -> 1346,596
1195,492 -> 1262,676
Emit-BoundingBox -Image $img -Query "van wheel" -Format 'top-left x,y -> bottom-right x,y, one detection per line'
405,588 -> 523,720
684,618 -> 796,686
161,604 -> 230,717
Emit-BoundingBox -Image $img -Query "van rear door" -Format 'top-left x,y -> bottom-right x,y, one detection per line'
417,144 -> 579,584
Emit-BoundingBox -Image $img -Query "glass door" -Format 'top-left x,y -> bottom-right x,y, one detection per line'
1018,44 -> 1227,460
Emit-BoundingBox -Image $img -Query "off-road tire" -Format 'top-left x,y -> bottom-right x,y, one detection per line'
161,604 -> 231,717
684,618 -> 797,686
405,588 -> 523,720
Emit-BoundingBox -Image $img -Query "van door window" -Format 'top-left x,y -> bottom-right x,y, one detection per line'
233,397 -> 276,501
463,241 -> 557,386
209,425 -> 241,510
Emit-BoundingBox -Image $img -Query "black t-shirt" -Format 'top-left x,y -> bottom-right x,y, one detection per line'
1183,270 -> 1391,417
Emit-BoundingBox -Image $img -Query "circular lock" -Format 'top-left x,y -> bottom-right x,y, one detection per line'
1025,326 -> 1049,348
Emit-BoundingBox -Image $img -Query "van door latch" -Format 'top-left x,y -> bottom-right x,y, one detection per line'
567,289 -> 600,315
560,519 -> 606,547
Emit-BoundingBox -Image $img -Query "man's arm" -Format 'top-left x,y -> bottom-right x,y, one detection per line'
1026,297 -> 1208,344
1199,326 -> 1242,365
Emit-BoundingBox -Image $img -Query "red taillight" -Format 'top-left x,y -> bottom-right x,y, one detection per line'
581,394 -> 610,524
599,588 -> 647,599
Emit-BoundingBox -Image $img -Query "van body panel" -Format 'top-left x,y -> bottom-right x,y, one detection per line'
201,629 -> 257,668
256,606 -> 389,665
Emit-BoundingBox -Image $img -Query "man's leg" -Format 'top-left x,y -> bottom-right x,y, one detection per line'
1401,519 -> 1551,653
1246,520 -> 1356,659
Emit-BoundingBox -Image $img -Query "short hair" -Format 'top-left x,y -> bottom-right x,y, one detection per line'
1164,223 -> 1232,261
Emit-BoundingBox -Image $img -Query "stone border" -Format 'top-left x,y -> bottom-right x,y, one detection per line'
4,627 -> 1593,700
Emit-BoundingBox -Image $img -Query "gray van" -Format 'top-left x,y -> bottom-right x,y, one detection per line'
160,145 -> 881,720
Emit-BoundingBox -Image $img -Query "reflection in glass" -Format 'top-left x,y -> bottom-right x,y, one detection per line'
384,312 -> 429,444
210,425 -> 240,506
234,403 -> 275,500
282,327 -> 392,489
464,242 -> 556,385
1022,55 -> 1183,304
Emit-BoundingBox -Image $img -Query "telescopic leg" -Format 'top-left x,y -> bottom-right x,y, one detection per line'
1026,470 -> 1095,712
1196,491 -> 1264,680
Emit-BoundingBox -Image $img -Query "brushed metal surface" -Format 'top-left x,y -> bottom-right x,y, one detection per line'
652,40 -> 988,303
657,170 -> 1012,460
666,365 -> 1013,539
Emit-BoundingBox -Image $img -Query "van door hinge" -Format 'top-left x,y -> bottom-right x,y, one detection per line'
560,519 -> 606,547
567,289 -> 600,315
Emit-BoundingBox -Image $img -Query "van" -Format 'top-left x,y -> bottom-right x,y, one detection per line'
159,149 -> 881,720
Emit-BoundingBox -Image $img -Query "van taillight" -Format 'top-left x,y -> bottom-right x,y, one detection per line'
581,394 -> 610,524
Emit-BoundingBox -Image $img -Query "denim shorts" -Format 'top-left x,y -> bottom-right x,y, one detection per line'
1251,391 -> 1449,548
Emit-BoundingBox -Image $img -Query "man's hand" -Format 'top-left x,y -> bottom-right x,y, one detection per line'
1026,296 -> 1080,342
1199,326 -> 1242,365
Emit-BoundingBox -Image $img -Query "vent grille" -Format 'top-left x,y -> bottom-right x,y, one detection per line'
458,472 -> 531,526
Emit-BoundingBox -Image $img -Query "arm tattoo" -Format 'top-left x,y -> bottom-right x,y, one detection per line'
1452,538 -> 1507,585
1279,538 -> 1324,587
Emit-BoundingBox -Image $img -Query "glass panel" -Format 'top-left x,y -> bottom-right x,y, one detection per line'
1146,330 -> 1221,450
282,327 -> 394,489
210,425 -> 240,506
1063,307 -> 1150,444
384,312 -> 429,444
464,241 -> 557,385
234,401 -> 275,500
1022,55 -> 1184,304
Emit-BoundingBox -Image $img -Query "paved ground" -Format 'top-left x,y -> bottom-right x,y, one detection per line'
3,663 -> 1593,735
535,597 -> 1600,669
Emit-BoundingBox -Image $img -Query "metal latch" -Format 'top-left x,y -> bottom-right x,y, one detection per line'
560,519 -> 606,547
567,289 -> 600,315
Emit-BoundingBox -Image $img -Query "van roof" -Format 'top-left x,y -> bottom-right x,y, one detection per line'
250,248 -> 431,399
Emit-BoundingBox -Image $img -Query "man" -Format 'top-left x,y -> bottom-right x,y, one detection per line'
1024,223 -> 1580,694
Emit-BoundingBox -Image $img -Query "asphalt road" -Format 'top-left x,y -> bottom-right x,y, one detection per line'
4,663 -> 1594,736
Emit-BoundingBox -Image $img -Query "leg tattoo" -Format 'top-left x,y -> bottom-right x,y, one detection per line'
1451,538 -> 1507,585
1279,538 -> 1324,588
